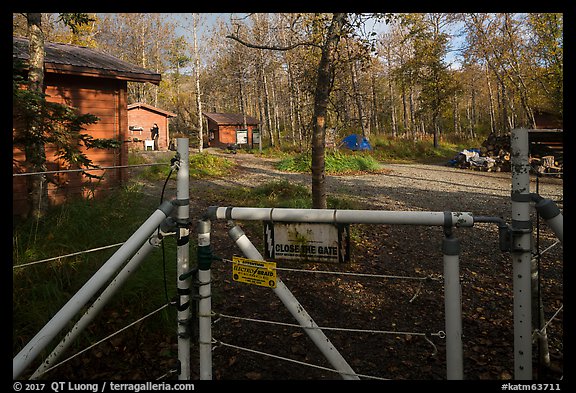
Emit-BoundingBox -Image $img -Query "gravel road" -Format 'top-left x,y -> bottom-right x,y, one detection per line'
195,150 -> 563,220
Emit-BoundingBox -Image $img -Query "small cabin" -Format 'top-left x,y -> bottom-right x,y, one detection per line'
13,36 -> 161,217
127,102 -> 176,151
202,112 -> 260,148
533,109 -> 563,130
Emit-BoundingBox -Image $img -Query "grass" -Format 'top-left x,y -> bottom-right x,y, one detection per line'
369,135 -> 478,163
275,135 -> 473,173
13,152 -> 236,356
131,151 -> 235,182
277,150 -> 382,174
223,178 -> 360,210
189,152 -> 235,178
12,184 -> 179,354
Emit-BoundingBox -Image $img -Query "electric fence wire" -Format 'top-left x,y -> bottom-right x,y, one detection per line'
34,303 -> 170,378
220,257 -> 442,282
18,158 -> 181,379
206,257 -> 445,379
12,242 -> 125,269
13,160 -> 172,271
12,162 -> 167,176
211,338 -> 390,380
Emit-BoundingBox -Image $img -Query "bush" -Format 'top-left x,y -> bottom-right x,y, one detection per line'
189,152 -> 234,179
277,151 -> 382,174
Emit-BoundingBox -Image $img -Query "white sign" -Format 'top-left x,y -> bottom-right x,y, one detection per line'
236,129 -> 248,144
252,131 -> 260,144
264,221 -> 349,263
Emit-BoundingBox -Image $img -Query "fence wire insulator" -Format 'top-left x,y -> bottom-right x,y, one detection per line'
170,153 -> 181,171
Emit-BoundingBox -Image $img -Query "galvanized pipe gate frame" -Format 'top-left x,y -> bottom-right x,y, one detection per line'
13,130 -> 563,381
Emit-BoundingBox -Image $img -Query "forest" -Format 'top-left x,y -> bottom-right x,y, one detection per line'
12,12 -> 564,150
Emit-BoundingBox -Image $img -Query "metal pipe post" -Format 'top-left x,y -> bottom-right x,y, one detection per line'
13,201 -> 175,379
443,235 -> 463,380
207,207 -> 474,227
534,198 -> 563,244
31,235 -> 162,379
510,128 -> 533,380
197,219 -> 213,380
228,224 -> 360,380
176,138 -> 191,380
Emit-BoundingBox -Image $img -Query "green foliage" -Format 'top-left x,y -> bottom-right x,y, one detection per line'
276,153 -> 312,173
223,178 -> 360,210
277,150 -> 382,174
137,155 -> 174,182
12,186 -> 176,352
57,13 -> 96,34
189,152 -> 235,179
226,179 -> 311,208
135,152 -> 235,182
369,135 -> 466,163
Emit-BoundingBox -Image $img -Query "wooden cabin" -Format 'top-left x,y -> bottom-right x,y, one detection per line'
533,109 -> 563,130
13,36 -> 161,217
202,112 -> 260,148
127,102 -> 176,151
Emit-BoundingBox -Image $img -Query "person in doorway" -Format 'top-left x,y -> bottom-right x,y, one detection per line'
150,123 -> 159,150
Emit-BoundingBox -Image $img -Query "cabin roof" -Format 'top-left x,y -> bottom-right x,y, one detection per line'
13,36 -> 161,85
202,112 -> 260,126
128,102 -> 176,117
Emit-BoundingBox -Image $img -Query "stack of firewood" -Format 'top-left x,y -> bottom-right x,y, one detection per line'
478,132 -> 512,172
452,132 -> 562,176
449,133 -> 511,172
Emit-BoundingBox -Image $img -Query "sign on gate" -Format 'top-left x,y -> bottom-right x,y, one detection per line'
264,221 -> 350,263
232,256 -> 277,288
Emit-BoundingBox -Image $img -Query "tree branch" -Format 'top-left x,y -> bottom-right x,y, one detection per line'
226,34 -> 321,50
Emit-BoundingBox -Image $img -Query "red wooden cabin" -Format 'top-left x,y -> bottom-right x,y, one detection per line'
13,36 -> 161,217
202,112 -> 260,148
127,102 -> 176,151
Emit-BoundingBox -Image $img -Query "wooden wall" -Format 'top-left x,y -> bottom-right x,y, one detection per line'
127,108 -> 171,151
207,122 -> 257,148
13,74 -> 129,217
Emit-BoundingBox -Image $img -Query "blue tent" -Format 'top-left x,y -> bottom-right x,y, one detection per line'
341,134 -> 372,151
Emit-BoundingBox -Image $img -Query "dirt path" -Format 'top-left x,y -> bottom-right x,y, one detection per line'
191,150 -> 562,218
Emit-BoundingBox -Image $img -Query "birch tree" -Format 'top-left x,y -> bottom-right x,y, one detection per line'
193,13 -> 204,152
227,13 -> 389,208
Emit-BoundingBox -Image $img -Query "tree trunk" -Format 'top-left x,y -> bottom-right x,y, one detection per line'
370,73 -> 379,134
193,13 -> 203,153
270,73 -> 281,148
486,63 -> 496,134
389,71 -> 397,138
347,41 -> 366,137
262,72 -> 274,147
409,87 -> 416,140
26,13 -> 49,219
452,92 -> 459,136
287,61 -> 297,146
311,13 -> 346,209
238,76 -> 248,143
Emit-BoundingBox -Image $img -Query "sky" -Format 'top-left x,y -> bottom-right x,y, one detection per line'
171,13 -> 390,41
169,13 -> 462,69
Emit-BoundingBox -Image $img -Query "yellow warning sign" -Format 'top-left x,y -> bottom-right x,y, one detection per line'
232,256 -> 277,288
